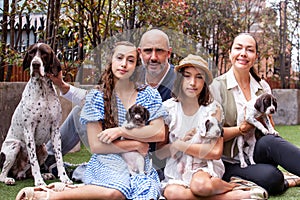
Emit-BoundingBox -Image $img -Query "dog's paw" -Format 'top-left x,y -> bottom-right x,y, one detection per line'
16,171 -> 27,180
35,179 -> 46,186
265,129 -> 279,136
261,128 -> 269,135
240,162 -> 248,168
60,176 -> 73,185
42,173 -> 56,180
249,159 -> 256,165
271,130 -> 279,136
124,124 -> 135,130
4,177 -> 16,185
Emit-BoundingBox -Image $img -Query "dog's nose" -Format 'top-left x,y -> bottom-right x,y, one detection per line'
32,61 -> 41,70
134,114 -> 141,119
270,108 -> 275,114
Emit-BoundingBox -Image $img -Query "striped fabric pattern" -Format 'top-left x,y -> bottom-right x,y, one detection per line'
80,86 -> 167,199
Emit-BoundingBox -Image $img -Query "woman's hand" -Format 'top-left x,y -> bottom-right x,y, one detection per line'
239,120 -> 255,135
97,127 -> 124,144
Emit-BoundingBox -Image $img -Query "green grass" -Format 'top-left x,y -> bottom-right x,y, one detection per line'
0,145 -> 91,200
1,126 -> 300,199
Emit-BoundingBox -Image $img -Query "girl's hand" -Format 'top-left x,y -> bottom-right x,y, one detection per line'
182,128 -> 196,142
97,127 -> 124,144
135,141 -> 149,157
169,142 -> 179,157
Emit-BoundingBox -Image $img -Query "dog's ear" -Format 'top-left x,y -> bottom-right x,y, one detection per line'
126,107 -> 132,121
144,107 -> 150,121
50,50 -> 62,76
22,51 -> 29,71
200,119 -> 212,137
272,96 -> 278,111
254,95 -> 265,113
22,45 -> 34,71
219,123 -> 224,137
205,119 -> 212,132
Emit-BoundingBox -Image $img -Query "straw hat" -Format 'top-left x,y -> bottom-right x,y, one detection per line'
175,54 -> 213,85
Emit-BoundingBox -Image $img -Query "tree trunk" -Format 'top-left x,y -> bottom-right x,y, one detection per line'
0,0 -> 9,81
5,0 -> 16,81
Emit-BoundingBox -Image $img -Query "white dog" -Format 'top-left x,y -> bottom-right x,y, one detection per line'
175,115 -> 223,182
235,93 -> 278,168
0,43 -> 72,186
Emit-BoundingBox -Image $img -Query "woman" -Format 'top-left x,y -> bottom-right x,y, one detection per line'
158,54 -> 267,199
16,41 -> 166,200
210,33 -> 300,195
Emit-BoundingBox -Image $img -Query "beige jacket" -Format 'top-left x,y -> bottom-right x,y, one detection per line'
210,73 -> 265,158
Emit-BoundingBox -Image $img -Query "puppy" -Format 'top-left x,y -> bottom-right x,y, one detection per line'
236,93 -> 278,168
0,43 -> 72,186
174,115 -> 223,182
122,104 -> 150,175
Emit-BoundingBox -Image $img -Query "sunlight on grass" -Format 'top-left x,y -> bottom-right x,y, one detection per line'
275,125 -> 300,148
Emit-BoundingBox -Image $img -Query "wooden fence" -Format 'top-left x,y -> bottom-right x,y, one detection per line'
4,65 -> 30,82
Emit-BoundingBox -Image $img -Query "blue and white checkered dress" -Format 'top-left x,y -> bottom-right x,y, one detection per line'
80,86 -> 167,200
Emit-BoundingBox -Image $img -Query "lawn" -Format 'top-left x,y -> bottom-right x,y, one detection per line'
1,125 -> 300,199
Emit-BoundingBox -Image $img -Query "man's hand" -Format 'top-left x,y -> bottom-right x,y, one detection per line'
47,71 -> 70,94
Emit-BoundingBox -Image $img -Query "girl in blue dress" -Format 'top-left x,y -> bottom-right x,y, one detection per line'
16,41 -> 166,200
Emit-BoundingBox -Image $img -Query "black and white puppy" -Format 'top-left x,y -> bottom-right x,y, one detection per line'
236,93 -> 278,168
176,115 -> 223,182
122,104 -> 150,175
0,43 -> 72,186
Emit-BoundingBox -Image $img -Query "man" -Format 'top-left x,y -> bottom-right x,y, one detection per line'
44,29 -> 175,181
138,29 -> 175,101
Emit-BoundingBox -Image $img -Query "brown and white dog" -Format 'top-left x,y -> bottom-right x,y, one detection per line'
122,104 -> 150,175
0,43 -> 72,186
235,93 -> 278,168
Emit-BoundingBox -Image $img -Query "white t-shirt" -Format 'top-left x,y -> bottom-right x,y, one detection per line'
162,98 -> 225,187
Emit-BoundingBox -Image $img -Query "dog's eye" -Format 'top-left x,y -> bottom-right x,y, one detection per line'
28,49 -> 37,56
39,48 -> 49,55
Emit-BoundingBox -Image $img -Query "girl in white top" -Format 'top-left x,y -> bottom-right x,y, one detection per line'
158,54 -> 268,199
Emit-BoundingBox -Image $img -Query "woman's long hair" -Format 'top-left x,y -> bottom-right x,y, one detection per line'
230,32 -> 261,82
172,67 -> 213,106
97,41 -> 144,130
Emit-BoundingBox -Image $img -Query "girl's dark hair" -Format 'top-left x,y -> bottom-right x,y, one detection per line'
97,41 -> 145,129
172,67 -> 213,106
230,32 -> 261,82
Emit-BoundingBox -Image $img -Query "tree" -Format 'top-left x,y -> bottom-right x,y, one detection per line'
1,0 -> 296,85
0,0 -> 9,81
45,0 -> 61,51
287,0 -> 300,87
